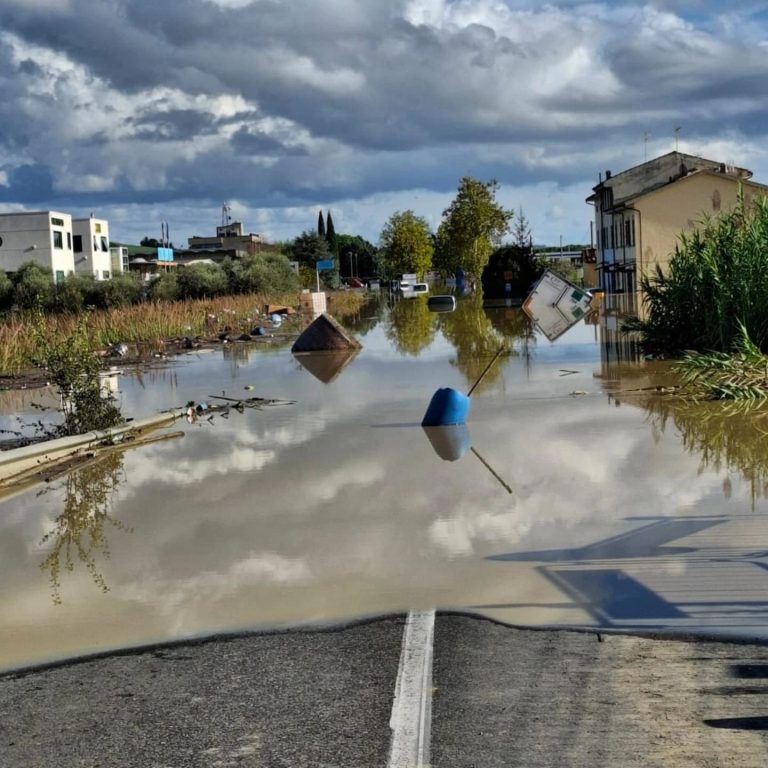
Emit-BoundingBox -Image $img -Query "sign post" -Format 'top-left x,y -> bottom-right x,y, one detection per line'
315,259 -> 334,291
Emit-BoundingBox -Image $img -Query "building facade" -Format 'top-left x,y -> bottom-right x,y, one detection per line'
187,221 -> 264,258
72,217 -> 112,279
586,152 -> 768,295
0,211 -> 75,281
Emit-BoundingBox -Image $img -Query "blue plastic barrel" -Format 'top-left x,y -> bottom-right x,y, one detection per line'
422,387 -> 470,426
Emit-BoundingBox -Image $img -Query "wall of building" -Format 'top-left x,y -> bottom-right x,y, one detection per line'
0,211 -> 75,280
633,172 -> 765,283
109,246 -> 128,274
603,152 -> 728,204
73,218 -> 112,279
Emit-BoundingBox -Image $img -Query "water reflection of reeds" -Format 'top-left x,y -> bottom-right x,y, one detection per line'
636,393 -> 768,502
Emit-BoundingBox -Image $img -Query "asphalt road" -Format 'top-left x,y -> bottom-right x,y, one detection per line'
2,614 -> 768,767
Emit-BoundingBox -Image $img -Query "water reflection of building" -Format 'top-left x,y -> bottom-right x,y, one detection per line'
597,292 -> 643,375
586,151 -> 768,296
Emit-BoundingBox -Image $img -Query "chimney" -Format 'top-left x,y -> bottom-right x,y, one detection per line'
605,170 -> 612,179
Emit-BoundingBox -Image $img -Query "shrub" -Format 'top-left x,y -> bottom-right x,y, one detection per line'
147,273 -> 179,302
0,271 -> 12,311
54,274 -> 95,314
31,309 -> 123,436
177,262 -> 228,299
12,262 -> 54,310
90,273 -> 143,309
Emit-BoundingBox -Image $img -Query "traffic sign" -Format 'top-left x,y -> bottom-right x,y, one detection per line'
316,259 -> 335,271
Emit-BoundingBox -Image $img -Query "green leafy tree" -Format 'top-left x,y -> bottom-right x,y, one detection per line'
317,210 -> 326,237
481,206 -> 537,298
379,210 -> 434,279
289,231 -> 332,267
337,234 -> 379,278
435,177 -> 513,287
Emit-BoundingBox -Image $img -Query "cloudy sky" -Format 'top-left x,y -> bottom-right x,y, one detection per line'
1,0 -> 768,248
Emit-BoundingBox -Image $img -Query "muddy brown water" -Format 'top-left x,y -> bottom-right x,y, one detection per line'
1,296 -> 768,671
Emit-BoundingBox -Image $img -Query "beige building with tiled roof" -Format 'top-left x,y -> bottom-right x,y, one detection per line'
586,151 -> 768,296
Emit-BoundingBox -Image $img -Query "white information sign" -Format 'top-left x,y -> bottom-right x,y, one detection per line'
522,270 -> 593,341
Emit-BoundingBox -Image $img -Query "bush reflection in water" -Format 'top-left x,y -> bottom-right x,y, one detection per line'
38,452 -> 129,605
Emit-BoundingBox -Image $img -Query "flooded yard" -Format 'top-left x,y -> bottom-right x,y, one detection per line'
2,294 -> 768,671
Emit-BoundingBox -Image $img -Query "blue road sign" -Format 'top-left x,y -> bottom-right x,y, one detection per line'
316,259 -> 335,270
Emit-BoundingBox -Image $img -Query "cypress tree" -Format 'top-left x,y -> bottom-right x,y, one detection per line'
325,210 -> 338,256
317,210 -> 325,237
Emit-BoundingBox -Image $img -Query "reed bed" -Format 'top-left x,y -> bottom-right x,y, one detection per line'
0,290 -> 365,375
675,325 -> 768,401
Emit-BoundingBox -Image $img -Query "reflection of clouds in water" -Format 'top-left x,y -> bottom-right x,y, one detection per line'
122,411 -> 334,491
146,447 -> 276,485
426,399 -> 724,557
120,551 -> 311,632
303,462 -> 386,503
430,506 -> 526,557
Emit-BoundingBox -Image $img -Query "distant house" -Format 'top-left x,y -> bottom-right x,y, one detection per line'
115,242 -> 176,282
586,151 -> 768,294
0,210 -> 75,282
72,216 -> 112,280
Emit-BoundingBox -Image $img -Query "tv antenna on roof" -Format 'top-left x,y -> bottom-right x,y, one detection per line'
674,126 -> 681,152
644,131 -> 651,162
221,202 -> 232,226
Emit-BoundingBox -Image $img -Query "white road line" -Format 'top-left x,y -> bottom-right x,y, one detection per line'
387,609 -> 435,768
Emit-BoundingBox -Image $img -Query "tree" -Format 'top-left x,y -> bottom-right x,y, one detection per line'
317,210 -> 325,237
325,210 -> 338,257
481,205 -> 537,299
379,210 -> 433,280
289,231 -> 332,267
337,234 -> 379,278
435,177 -> 513,287
512,206 -> 532,249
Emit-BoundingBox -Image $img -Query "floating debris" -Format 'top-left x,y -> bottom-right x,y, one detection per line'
291,314 -> 361,352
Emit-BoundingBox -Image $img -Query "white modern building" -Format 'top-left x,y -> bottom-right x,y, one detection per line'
109,246 -> 128,275
0,211 -> 75,282
72,217 -> 112,279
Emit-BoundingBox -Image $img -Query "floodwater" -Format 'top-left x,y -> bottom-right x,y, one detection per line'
2,293 -> 768,671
